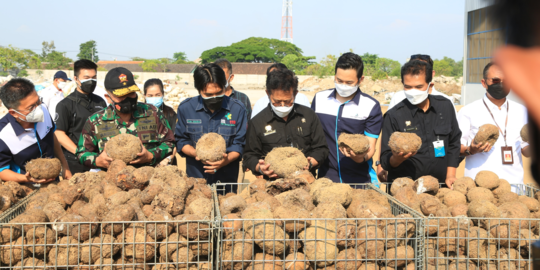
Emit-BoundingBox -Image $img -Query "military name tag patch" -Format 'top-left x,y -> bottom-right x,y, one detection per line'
404,126 -> 418,132
264,125 -> 276,136
187,119 -> 202,124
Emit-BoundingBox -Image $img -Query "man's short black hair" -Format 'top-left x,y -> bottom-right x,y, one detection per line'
193,63 -> 227,92
401,60 -> 433,84
483,62 -> 495,80
335,52 -> 364,80
266,69 -> 298,94
143,78 -> 164,95
410,54 -> 434,68
0,78 -> 35,109
491,0 -> 540,47
266,63 -> 288,76
74,59 -> 98,78
214,59 -> 233,74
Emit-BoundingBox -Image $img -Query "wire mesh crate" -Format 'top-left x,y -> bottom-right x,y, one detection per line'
0,188 -> 39,224
213,183 -> 425,270
0,189 -> 214,270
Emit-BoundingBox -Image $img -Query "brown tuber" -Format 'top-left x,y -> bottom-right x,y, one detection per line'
196,133 -> 226,162
25,158 -> 62,180
265,147 -> 309,178
388,132 -> 422,153
337,133 -> 370,155
475,171 -> 500,190
474,124 -> 499,145
105,134 -> 142,163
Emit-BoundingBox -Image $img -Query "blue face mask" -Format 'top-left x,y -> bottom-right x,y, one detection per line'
146,97 -> 164,108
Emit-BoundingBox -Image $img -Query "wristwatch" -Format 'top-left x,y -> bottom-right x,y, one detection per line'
465,147 -> 472,156
375,160 -> 381,166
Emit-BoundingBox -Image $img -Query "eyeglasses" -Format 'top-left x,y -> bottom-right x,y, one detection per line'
487,77 -> 503,84
19,97 -> 43,112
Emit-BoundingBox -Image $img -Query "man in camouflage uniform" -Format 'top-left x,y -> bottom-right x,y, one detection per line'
76,67 -> 174,169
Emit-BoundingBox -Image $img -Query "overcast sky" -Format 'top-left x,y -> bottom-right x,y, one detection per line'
1,0 -> 465,63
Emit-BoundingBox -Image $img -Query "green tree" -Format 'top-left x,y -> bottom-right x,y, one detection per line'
0,45 -> 27,71
200,44 -> 276,63
77,40 -> 99,62
433,59 -> 454,76
173,52 -> 192,64
44,51 -> 72,69
140,59 -> 159,72
281,54 -> 315,72
131,57 -> 147,61
41,41 -> 55,59
299,54 -> 338,78
22,49 -> 42,69
232,37 -> 304,61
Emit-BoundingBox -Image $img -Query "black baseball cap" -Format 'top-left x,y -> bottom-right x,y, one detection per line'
104,67 -> 140,97
53,71 -> 71,81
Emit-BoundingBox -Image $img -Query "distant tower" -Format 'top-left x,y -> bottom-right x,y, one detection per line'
281,0 -> 293,43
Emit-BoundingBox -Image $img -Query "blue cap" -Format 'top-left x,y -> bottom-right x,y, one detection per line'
53,71 -> 71,81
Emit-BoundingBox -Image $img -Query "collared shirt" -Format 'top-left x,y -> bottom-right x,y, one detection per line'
38,85 -> 64,121
229,88 -> 252,119
76,103 -> 175,168
458,94 -> 528,185
175,95 -> 247,184
388,87 -> 457,115
243,104 -> 329,178
0,105 -> 56,174
251,93 -> 311,119
381,95 -> 462,182
311,88 -> 383,184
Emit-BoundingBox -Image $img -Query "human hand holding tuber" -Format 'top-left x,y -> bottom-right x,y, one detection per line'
389,151 -> 417,168
469,141 -> 491,155
25,172 -> 56,184
303,157 -> 319,170
339,147 -> 367,163
377,166 -> 388,182
63,168 -> 72,180
256,160 -> 278,178
203,153 -> 229,174
96,143 -> 113,169
446,176 -> 457,189
130,140 -> 154,165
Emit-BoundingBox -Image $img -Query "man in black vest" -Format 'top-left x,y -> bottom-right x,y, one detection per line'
54,60 -> 106,173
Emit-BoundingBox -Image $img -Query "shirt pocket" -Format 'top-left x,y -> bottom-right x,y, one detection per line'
218,126 -> 237,145
296,125 -> 312,149
434,124 -> 452,144
187,124 -> 203,143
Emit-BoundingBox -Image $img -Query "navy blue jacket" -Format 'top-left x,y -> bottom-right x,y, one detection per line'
175,95 -> 247,184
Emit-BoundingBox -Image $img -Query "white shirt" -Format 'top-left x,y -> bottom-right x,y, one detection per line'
388,87 -> 457,115
38,85 -> 64,122
251,92 -> 311,119
458,94 -> 529,185
93,86 -> 109,105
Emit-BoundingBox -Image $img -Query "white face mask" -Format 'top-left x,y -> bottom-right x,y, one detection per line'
404,85 -> 430,105
335,82 -> 358,97
270,102 -> 294,118
14,105 -> 45,123
225,74 -> 232,89
57,81 -> 67,90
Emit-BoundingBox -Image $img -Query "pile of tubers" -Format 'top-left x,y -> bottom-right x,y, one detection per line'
217,177 -> 419,270
0,181 -> 35,216
390,171 -> 539,270
0,161 -> 213,269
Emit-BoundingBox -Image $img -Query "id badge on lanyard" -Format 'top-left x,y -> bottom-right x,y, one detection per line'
433,136 -> 445,157
501,146 -> 514,165
483,100 -> 513,165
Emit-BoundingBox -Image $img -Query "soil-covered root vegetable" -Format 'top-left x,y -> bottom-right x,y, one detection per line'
273,205 -> 312,233
25,226 -> 55,257
103,204 -> 136,235
48,236 -> 79,267
285,170 -> 315,185
63,185 -> 83,205
265,147 -> 309,178
435,188 -> 451,201
384,214 -> 416,249
120,225 -> 156,263
450,204 -> 468,217
390,177 -> 414,196
0,237 -> 27,265
151,190 -> 186,216
14,258 -> 48,269
496,248 -> 524,270
175,214 -> 210,240
266,176 -> 311,196
133,166 -> 154,184
53,213 -> 97,241
449,261 -> 478,270
43,201 -> 66,222
453,177 -> 476,195
413,175 -> 439,194
248,179 -> 268,195
25,157 -> 62,180
384,245 -> 415,268
393,186 -> 420,210
3,181 -> 25,200
107,160 -> 127,183
220,195 -> 247,216
493,179 -> 512,199
252,253 -> 284,270
335,248 -> 363,270
249,223 -> 289,256
0,185 -> 15,212
80,234 -> 120,264
312,183 -> 353,207
299,225 -> 338,267
221,231 -> 254,270
467,187 -> 496,203
275,188 -> 315,211
222,214 -> 243,236
69,200 -> 87,215
348,201 -> 392,221
140,184 -> 163,205
499,201 -> 531,228
388,132 -> 422,153
338,133 -> 370,155
475,170 -> 500,190
521,125 -> 529,143
467,200 -> 501,228
498,191 -> 519,204
116,166 -> 147,191
437,225 -> 469,253
196,132 -> 227,162
443,191 -> 467,208
315,202 -> 346,220
284,252 -> 312,270
105,133 -> 142,163
519,195 -> 540,212
420,196 -> 441,216
185,197 -> 212,218
356,224 -> 385,260
474,124 -> 500,145
467,226 -> 497,262
146,207 -> 173,240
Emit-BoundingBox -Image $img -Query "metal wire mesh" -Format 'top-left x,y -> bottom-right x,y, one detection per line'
0,190 -> 214,269
213,183 -> 425,270
0,188 -> 39,224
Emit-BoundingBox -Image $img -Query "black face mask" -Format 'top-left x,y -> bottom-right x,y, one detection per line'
487,83 -> 508,100
79,79 -> 97,94
202,95 -> 224,111
113,96 -> 138,114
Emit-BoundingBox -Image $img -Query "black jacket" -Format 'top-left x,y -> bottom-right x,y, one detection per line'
243,104 -> 329,177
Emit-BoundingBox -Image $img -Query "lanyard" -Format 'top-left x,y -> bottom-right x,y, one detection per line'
482,99 -> 509,146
